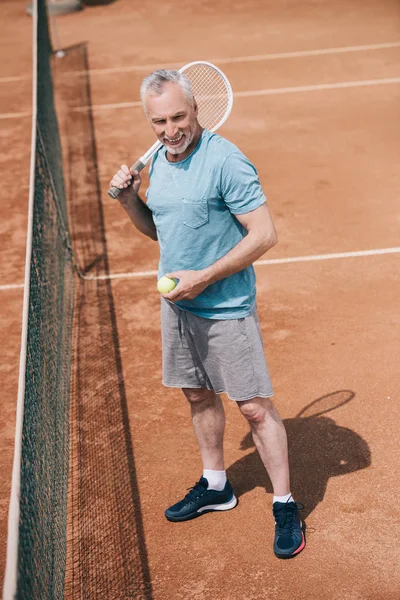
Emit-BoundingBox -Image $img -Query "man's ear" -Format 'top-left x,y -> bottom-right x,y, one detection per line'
193,100 -> 198,116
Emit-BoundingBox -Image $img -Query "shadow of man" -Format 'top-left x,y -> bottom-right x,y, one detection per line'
227,391 -> 371,519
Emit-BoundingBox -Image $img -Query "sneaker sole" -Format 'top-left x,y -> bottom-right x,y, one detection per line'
165,494 -> 238,522
274,530 -> 306,559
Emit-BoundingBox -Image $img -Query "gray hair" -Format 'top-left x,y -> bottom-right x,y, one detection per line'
140,69 -> 194,113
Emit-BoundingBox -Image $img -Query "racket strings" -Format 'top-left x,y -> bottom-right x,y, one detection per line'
184,65 -> 231,131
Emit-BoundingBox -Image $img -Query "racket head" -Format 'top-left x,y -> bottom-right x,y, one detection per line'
179,61 -> 233,132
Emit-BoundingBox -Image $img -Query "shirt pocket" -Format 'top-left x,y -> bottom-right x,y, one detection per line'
181,198 -> 209,229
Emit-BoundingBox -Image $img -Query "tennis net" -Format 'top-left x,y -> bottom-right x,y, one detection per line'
3,1 -> 152,598
3,0 -> 74,598
53,38 -> 153,600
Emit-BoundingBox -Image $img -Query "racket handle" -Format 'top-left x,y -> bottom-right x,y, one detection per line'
108,159 -> 146,199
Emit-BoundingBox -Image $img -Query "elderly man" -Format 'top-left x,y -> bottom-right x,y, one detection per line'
110,69 -> 305,559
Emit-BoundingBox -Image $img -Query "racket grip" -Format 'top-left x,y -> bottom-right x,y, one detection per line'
107,159 -> 146,199
108,185 -> 123,199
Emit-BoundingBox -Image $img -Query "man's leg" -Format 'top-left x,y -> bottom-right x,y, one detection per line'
164,387 -> 237,521
182,388 -> 225,471
238,396 -> 305,559
238,396 -> 290,495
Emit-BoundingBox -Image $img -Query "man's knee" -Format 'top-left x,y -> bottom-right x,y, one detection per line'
238,396 -> 275,424
182,387 -> 215,405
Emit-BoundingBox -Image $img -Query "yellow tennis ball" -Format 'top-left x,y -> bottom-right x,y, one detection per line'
157,276 -> 177,294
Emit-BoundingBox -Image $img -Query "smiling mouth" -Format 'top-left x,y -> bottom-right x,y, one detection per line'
164,134 -> 184,145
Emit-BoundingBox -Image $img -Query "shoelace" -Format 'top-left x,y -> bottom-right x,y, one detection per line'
183,480 -> 208,504
274,501 -> 305,533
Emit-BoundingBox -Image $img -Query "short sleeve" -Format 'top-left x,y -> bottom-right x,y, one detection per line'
220,152 -> 266,214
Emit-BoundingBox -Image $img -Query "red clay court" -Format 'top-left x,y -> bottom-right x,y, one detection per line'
1,1 -> 400,598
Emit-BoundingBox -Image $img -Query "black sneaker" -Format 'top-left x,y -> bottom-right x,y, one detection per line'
165,477 -> 238,522
272,499 -> 306,559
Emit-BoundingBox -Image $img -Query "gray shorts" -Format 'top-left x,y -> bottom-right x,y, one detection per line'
161,298 -> 274,401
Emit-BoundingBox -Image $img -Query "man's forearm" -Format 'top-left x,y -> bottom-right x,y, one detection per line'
202,229 -> 277,286
123,193 -> 158,241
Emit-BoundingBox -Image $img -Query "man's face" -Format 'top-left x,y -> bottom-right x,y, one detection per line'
145,82 -> 199,156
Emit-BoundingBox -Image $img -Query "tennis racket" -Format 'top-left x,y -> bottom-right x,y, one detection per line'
108,61 -> 233,199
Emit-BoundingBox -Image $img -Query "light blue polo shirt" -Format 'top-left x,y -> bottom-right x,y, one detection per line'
146,129 -> 266,319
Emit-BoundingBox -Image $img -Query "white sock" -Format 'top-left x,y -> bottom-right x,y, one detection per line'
203,469 -> 227,491
273,493 -> 294,504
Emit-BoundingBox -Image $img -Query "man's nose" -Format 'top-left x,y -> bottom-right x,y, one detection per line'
166,121 -> 177,139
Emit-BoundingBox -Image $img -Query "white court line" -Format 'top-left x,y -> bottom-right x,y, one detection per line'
1,247 -> 399,290
235,77 -> 400,97
255,247 -> 400,266
0,111 -> 32,120
2,76 -> 400,120
0,75 -> 31,84
89,247 -> 400,282
61,41 -> 400,76
0,283 -> 24,291
1,41 -> 399,84
79,76 -> 400,113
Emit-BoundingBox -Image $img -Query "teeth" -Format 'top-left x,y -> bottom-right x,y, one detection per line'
166,135 -> 183,143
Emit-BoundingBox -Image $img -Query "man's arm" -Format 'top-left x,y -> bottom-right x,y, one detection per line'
164,203 -> 277,301
202,202 -> 277,284
122,191 -> 158,241
110,164 -> 158,241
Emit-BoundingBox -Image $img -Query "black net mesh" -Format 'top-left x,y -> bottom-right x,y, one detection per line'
16,0 -> 74,598
53,39 -> 152,600
12,1 -> 152,598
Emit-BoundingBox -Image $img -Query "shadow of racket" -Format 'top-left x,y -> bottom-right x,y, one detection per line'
295,389 -> 355,419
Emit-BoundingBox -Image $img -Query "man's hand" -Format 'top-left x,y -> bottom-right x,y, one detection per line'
109,164 -> 142,207
162,270 -> 209,302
